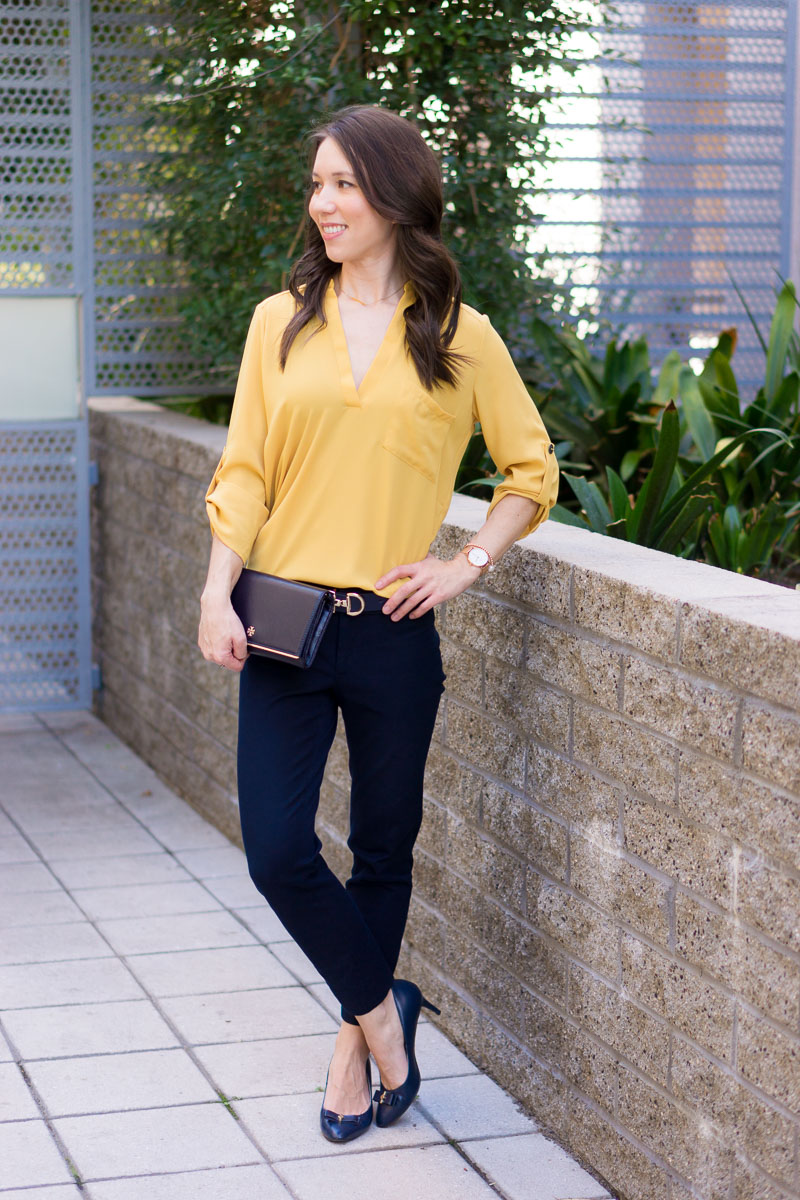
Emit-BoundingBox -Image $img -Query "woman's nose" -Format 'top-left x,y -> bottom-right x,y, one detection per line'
311,187 -> 336,212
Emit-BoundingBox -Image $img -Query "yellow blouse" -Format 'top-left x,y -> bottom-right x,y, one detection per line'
205,280 -> 559,595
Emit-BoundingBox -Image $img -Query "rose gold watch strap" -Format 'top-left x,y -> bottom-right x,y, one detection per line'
464,543 -> 494,566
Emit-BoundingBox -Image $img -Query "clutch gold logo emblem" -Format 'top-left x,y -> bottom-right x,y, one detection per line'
247,626 -> 255,637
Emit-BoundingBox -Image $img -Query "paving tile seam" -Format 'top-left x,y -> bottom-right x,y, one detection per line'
265,1136 -> 451,1163
0,955 -> 119,971
268,1142 -> 508,1199
7,1094 -> 260,1123
75,1162 -> 267,1185
0,804 -> 71,894
0,1051 -> 88,1191
410,1101 -> 513,1200
0,920 -> 102,932
74,906 -> 230,921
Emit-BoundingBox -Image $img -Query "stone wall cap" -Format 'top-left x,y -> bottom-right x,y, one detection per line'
444,494 -> 800,641
89,395 -> 226,452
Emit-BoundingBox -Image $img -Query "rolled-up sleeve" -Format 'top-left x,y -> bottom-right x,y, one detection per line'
472,315 -> 559,537
205,303 -> 270,563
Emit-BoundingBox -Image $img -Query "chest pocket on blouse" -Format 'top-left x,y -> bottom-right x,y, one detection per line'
381,390 -> 455,483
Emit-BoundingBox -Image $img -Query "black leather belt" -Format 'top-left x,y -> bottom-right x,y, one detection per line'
327,587 -> 387,616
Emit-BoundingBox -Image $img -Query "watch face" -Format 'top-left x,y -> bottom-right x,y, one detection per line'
467,547 -> 490,568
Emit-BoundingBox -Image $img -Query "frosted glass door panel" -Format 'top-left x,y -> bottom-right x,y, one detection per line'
0,298 -> 81,421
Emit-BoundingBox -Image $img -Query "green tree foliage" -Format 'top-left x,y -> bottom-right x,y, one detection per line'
144,0 -> 580,386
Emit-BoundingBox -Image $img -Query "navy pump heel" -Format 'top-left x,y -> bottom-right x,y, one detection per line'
320,1057 -> 373,1143
374,979 -> 441,1128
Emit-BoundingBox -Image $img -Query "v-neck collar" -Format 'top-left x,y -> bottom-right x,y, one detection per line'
325,278 -> 415,408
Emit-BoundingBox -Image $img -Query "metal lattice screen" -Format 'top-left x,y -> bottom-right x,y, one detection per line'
531,0 -> 795,390
0,1 -> 75,292
90,1 -> 189,393
0,424 -> 90,710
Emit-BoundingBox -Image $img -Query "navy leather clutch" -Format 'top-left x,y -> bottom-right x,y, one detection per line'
230,569 -> 334,668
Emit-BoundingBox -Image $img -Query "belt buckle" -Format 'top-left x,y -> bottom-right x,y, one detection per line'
333,591 -> 365,616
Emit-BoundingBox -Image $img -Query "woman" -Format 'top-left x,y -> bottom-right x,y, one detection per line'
198,105 -> 558,1143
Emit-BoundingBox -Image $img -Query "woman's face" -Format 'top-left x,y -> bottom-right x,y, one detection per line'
309,137 -> 396,266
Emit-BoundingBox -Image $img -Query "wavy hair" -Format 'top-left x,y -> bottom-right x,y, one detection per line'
280,105 -> 465,390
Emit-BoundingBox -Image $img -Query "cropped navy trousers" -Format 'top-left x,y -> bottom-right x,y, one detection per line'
237,603 -> 444,1024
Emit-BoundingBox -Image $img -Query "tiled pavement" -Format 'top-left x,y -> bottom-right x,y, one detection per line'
0,709 -> 614,1200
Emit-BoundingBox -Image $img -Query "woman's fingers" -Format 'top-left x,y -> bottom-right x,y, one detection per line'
374,562 -> 417,592
198,605 -> 249,671
385,580 -> 437,621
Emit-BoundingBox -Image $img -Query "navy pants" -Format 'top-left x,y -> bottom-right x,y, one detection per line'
237,604 -> 444,1023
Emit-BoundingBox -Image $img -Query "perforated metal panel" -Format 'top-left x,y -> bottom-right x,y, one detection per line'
0,423 -> 91,710
533,0 -> 796,388
90,1 -> 189,393
0,1 -> 75,292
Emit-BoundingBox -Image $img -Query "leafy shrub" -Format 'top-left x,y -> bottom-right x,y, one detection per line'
143,0 -> 581,386
541,281 -> 800,582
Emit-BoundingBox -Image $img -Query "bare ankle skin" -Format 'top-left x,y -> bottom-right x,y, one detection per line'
355,990 -> 408,1091
322,1021 -> 372,1116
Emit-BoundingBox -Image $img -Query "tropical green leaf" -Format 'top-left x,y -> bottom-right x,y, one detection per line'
562,473 -> 611,534
707,512 -> 729,566
679,365 -> 718,460
699,349 -> 739,420
606,467 -> 631,519
655,491 -> 715,555
765,370 -> 800,421
607,517 -> 629,540
549,503 -> 589,528
628,402 -> 680,543
619,448 -> 645,482
764,281 -> 797,407
652,350 -> 682,407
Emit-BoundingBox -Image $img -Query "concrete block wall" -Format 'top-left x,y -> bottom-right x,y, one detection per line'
89,398 -> 800,1200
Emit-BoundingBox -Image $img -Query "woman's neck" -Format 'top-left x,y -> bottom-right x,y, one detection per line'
337,261 -> 405,307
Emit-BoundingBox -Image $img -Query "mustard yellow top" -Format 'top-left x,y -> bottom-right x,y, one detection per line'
205,281 -> 559,595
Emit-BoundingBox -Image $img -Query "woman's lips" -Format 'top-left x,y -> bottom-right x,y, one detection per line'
320,224 -> 347,240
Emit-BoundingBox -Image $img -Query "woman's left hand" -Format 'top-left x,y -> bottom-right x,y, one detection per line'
375,553 -> 480,620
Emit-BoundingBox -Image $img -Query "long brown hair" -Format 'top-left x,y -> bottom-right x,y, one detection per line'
280,106 -> 465,390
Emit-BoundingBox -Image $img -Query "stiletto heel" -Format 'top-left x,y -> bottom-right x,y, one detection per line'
320,1057 -> 373,1143
373,979 -> 440,1128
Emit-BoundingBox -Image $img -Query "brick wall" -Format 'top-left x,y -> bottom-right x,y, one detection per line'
90,397 -> 800,1200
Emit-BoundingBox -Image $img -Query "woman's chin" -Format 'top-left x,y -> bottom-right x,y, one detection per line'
323,244 -> 347,262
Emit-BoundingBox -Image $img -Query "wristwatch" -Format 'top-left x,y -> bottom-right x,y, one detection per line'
460,543 -> 494,573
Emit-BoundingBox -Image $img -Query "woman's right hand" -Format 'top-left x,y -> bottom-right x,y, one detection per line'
198,596 -> 249,672
198,535 -> 249,671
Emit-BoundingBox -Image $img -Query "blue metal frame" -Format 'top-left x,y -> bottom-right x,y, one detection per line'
780,0 -> 799,279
